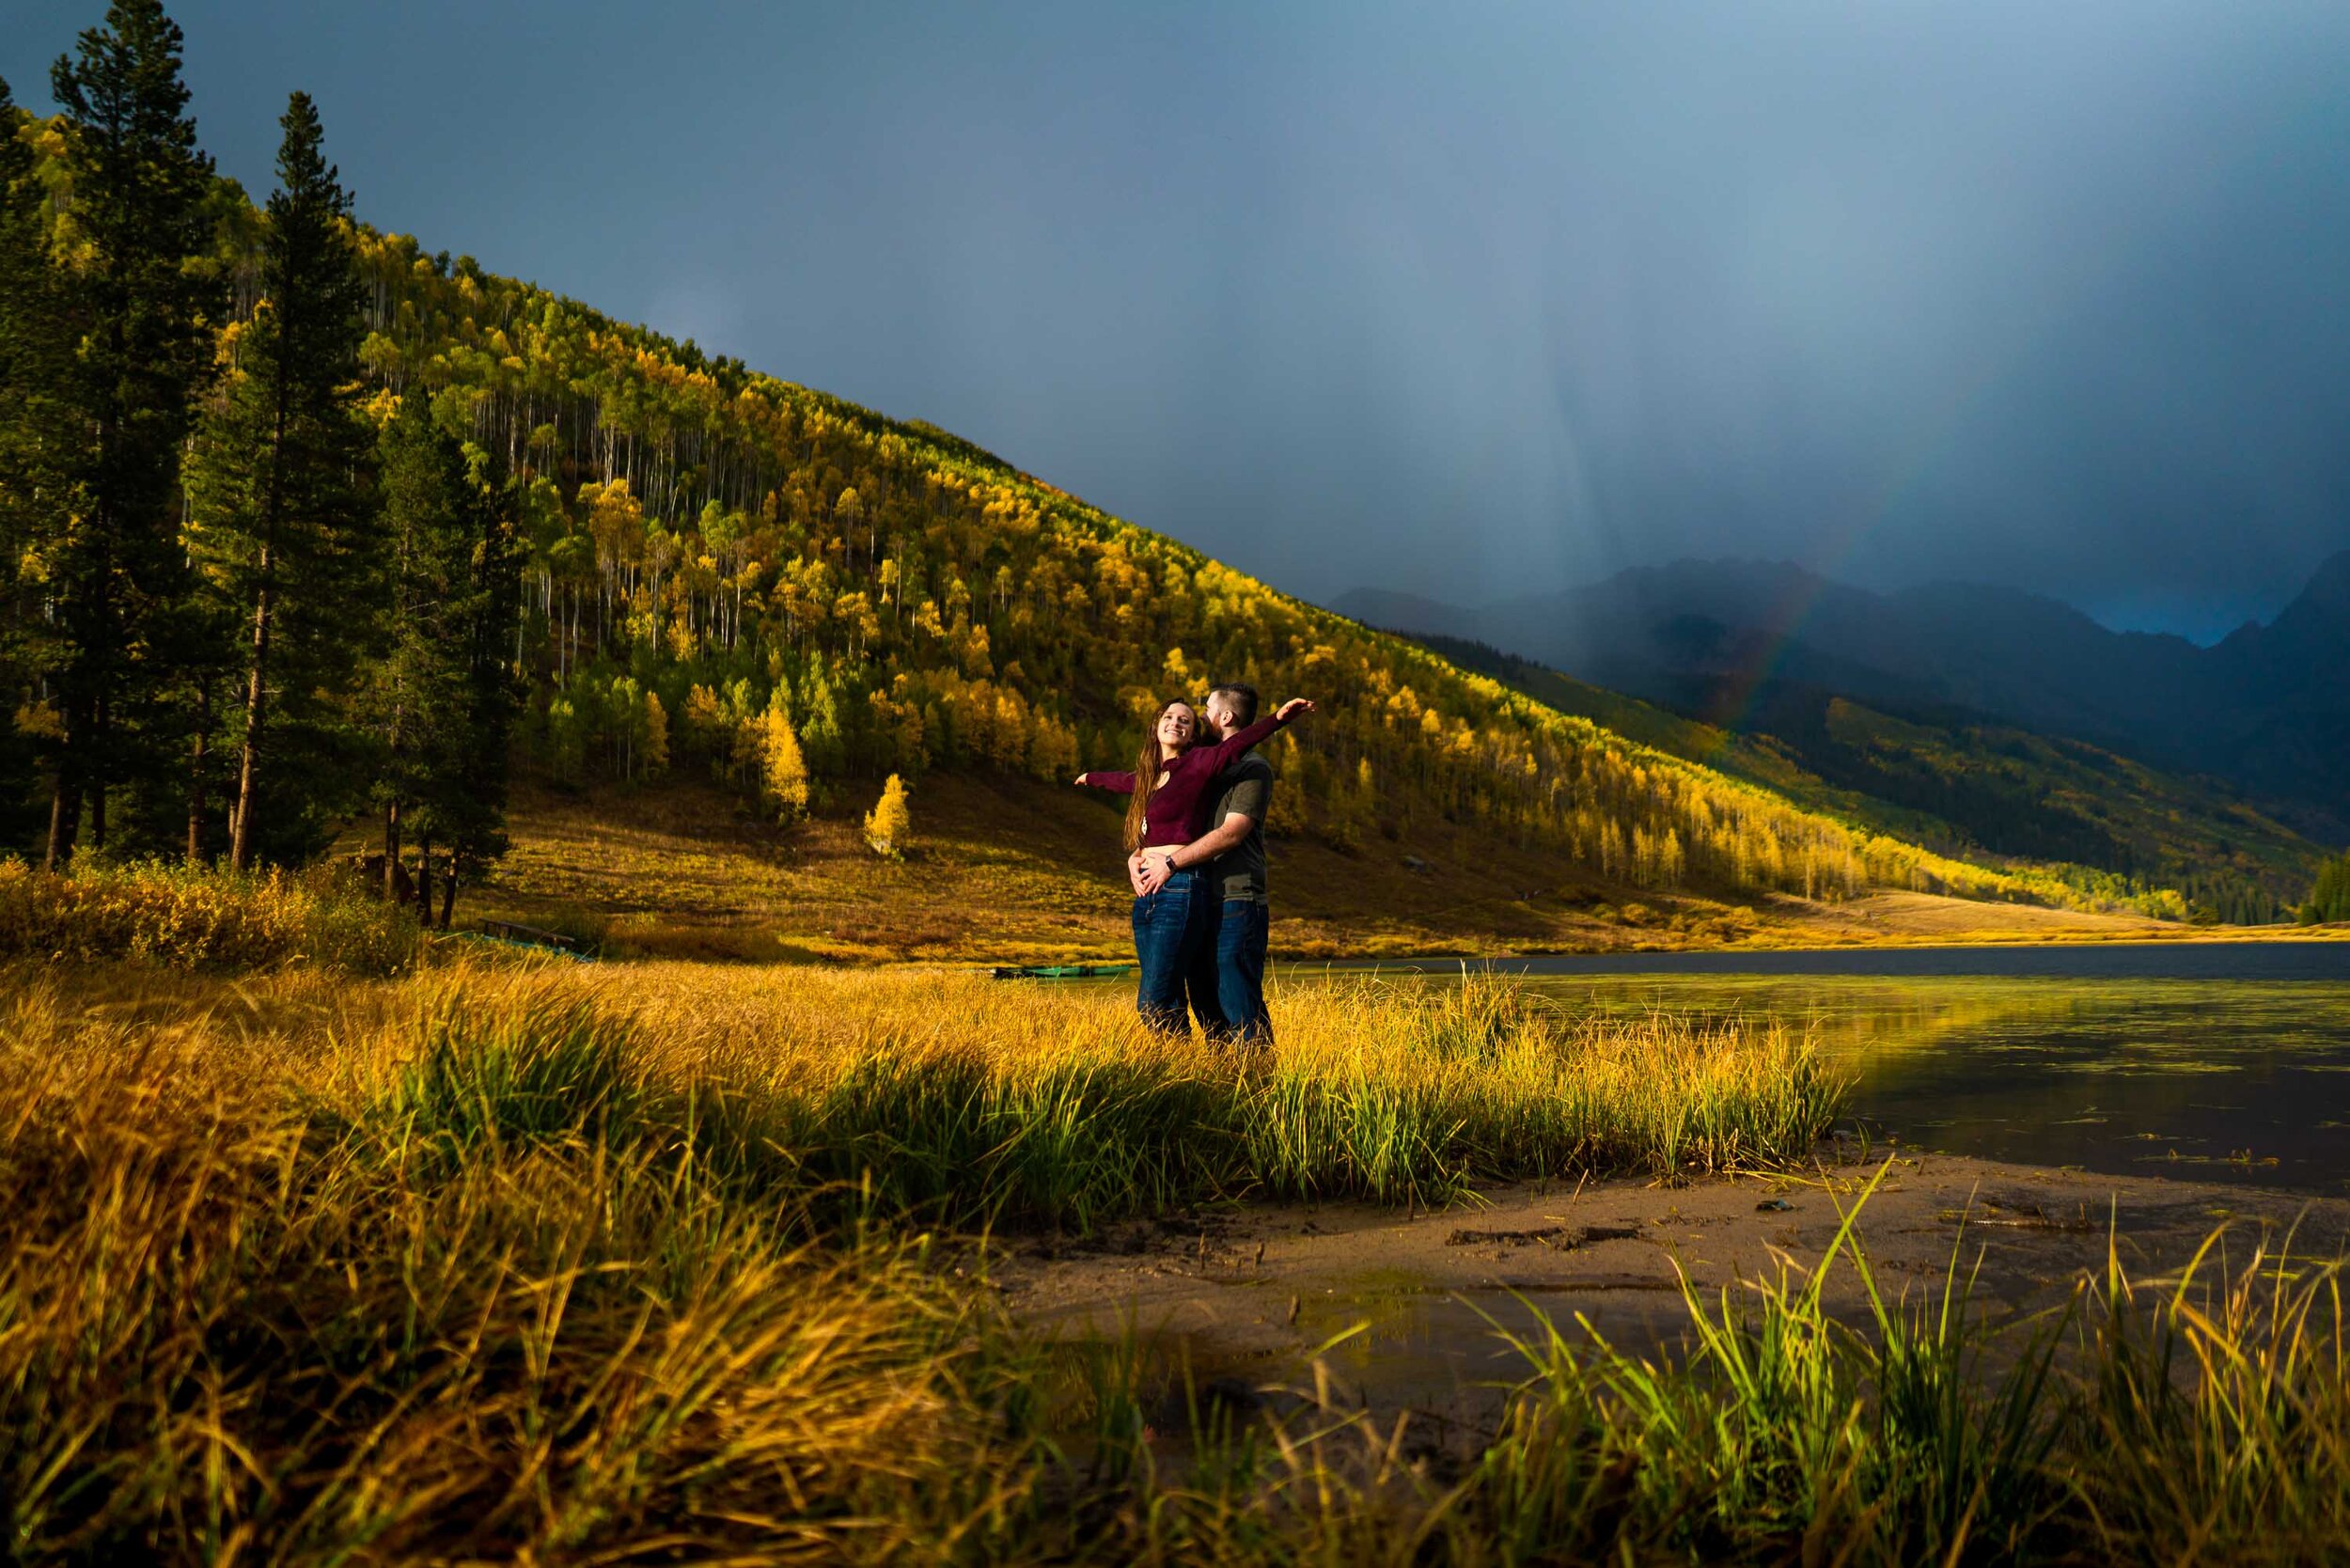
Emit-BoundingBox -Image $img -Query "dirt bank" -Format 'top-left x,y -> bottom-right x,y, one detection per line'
995,1152 -> 2350,1443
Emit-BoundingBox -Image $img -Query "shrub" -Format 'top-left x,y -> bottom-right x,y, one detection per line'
0,859 -> 417,975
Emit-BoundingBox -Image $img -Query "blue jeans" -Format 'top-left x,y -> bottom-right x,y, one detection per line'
1188,898 -> 1272,1046
1131,870 -> 1209,1033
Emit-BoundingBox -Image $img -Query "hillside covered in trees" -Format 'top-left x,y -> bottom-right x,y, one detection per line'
0,4 -> 2235,924
301,248 -> 2223,914
1408,634 -> 2319,925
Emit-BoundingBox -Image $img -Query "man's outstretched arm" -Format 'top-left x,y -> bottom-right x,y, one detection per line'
1133,809 -> 1257,893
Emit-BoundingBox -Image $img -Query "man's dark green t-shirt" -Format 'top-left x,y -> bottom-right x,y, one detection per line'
1207,753 -> 1275,904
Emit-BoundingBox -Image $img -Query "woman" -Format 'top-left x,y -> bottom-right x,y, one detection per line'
1077,695 -> 1314,1031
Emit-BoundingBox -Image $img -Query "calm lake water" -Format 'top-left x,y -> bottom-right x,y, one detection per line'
1308,943 -> 2350,1193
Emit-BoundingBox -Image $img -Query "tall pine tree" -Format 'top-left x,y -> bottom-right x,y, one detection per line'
369,400 -> 470,907
0,79 -> 82,847
437,459 -> 526,924
186,91 -> 376,868
368,400 -> 523,924
43,0 -> 221,865
2304,856 -> 2350,925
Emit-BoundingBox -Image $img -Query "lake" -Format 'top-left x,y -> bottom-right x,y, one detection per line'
1309,942 -> 2350,1193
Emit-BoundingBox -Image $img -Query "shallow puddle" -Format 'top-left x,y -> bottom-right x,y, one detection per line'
1148,1277 -> 1690,1438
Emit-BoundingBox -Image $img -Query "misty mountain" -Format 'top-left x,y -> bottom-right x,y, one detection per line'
1333,554 -> 2350,841
1407,632 -> 2319,920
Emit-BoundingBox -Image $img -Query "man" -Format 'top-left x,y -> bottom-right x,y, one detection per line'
1132,682 -> 1277,1044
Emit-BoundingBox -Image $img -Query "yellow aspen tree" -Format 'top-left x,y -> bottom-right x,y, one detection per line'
759,698 -> 810,823
864,773 -> 913,858
835,486 -> 868,563
836,590 -> 880,657
957,619 -> 992,678
642,691 -> 669,778
611,677 -> 642,777
1026,712 -> 1078,780
682,682 -> 723,759
988,687 -> 1030,771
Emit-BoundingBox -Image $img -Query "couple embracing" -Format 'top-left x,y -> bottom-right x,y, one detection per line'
1075,682 -> 1314,1044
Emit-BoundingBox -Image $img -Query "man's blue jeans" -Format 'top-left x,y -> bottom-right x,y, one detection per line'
1131,870 -> 1209,1033
1188,897 -> 1272,1046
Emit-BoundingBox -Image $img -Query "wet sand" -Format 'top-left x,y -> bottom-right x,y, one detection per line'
994,1152 -> 2350,1443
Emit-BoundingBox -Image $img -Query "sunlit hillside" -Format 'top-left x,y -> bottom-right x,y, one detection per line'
337,220 -> 2204,917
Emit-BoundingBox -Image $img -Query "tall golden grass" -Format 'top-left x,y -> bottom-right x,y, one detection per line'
518,962 -> 1842,1219
0,959 -> 1833,1560
0,958 -> 2340,1562
0,970 -> 1014,1560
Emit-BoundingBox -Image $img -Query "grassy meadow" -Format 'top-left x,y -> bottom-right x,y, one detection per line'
0,951 -> 1833,1560
461,772 -> 2184,965
1,918 -> 2345,1562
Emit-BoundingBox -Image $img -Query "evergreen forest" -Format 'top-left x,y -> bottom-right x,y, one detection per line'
2304,855 -> 2350,924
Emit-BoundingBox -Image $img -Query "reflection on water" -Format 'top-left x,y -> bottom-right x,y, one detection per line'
1507,974 -> 2350,1192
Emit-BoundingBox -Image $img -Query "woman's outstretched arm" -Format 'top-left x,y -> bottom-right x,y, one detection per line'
1075,769 -> 1136,793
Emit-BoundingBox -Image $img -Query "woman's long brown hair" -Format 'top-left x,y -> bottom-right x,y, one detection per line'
1123,701 -> 1193,854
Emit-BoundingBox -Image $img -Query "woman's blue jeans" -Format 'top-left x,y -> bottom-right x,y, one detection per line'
1131,869 -> 1208,1033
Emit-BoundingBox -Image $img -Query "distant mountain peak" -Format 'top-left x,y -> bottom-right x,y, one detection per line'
1336,553 -> 2350,832
2221,548 -> 2350,666
2296,548 -> 2350,610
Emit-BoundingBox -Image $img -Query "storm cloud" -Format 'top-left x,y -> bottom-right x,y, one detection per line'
9,0 -> 2348,638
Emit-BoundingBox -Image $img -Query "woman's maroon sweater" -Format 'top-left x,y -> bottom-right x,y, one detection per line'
1080,712 -> 1290,850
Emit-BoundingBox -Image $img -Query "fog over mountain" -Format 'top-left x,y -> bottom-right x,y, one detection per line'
7,2 -> 2349,639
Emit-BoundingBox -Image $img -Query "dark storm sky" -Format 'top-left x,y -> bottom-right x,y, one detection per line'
10,2 -> 2350,640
